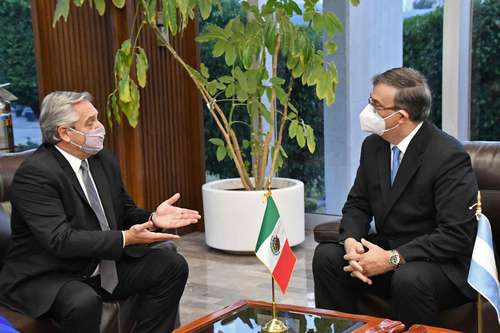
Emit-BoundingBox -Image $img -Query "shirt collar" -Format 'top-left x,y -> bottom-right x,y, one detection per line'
391,121 -> 424,155
55,145 -> 85,175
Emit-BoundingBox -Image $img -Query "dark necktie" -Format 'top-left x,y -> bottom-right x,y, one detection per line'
391,146 -> 401,186
80,160 -> 118,293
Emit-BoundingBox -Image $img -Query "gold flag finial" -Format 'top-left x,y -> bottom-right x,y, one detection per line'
265,177 -> 272,198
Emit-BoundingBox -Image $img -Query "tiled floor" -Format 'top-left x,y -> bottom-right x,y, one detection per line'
176,230 -> 318,325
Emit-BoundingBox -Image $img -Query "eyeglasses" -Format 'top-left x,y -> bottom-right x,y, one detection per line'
368,96 -> 400,112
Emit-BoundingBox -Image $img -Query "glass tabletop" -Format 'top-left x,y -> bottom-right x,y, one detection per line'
191,304 -> 366,333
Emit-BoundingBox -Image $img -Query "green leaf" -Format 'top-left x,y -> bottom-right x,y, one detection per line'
279,145 -> 288,158
246,70 -> 259,94
120,39 -> 132,55
52,0 -> 70,27
288,102 -> 299,115
119,81 -> 140,128
275,85 -> 288,105
242,139 -> 250,149
200,63 -> 210,79
163,0 -> 177,35
118,76 -> 131,103
270,77 -> 286,86
325,40 -> 337,55
209,138 -> 224,146
312,13 -> 324,32
198,0 -> 212,20
136,48 -> 148,88
288,120 -> 298,138
305,125 -> 316,153
213,40 -> 227,58
146,0 -> 157,25
129,81 -> 141,127
260,108 -> 272,124
216,145 -> 227,161
94,0 -> 106,16
219,75 -> 233,83
107,92 -> 118,127
225,83 -> 235,97
350,0 -> 361,6
264,21 -> 276,53
73,0 -> 85,7
289,1 -> 302,15
112,0 -> 126,8
324,12 -> 344,36
225,46 -> 236,66
296,125 -> 305,148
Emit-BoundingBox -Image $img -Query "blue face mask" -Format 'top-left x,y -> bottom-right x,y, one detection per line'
68,126 -> 105,155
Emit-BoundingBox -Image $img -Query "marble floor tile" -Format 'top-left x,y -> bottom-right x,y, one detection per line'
176,230 -> 318,325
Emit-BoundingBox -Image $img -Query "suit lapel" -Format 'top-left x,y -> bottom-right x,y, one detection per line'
88,157 -> 118,230
382,121 -> 432,221
48,145 -> 88,205
377,140 -> 391,206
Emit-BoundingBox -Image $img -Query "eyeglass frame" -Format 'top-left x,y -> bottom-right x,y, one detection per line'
368,96 -> 401,112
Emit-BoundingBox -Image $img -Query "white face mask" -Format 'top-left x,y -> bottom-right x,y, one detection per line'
359,104 -> 402,136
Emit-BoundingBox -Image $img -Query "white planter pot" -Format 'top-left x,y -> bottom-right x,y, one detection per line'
202,177 -> 305,252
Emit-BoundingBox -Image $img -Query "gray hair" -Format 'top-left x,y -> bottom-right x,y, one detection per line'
39,91 -> 93,144
372,67 -> 432,122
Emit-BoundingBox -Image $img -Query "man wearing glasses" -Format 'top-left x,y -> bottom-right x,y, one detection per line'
313,67 -> 477,327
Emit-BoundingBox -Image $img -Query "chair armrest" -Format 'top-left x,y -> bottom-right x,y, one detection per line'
313,222 -> 341,243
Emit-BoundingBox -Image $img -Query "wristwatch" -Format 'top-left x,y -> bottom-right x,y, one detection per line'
389,250 -> 401,269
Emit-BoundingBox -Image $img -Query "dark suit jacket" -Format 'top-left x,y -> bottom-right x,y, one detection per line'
0,144 -> 150,317
338,121 -> 478,299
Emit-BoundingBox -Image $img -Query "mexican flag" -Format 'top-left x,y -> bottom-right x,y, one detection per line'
255,195 -> 297,294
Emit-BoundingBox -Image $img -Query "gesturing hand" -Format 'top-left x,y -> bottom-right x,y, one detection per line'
344,238 -> 392,278
152,193 -> 201,229
124,221 -> 180,246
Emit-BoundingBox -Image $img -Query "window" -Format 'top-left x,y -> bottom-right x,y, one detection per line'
470,0 -> 500,141
403,0 -> 444,128
0,0 -> 40,152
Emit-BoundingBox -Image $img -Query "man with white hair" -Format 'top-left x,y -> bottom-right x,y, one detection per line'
0,91 -> 201,333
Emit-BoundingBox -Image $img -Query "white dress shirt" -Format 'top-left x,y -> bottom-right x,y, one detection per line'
390,121 -> 424,171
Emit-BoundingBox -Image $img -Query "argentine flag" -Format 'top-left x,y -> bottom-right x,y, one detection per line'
467,213 -> 500,323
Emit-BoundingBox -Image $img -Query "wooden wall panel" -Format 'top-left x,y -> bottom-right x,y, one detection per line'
30,1 -> 205,232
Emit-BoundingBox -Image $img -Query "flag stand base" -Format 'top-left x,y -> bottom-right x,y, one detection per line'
262,318 -> 288,333
263,277 -> 288,333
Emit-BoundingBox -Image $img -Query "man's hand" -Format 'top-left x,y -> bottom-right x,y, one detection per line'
153,193 -> 201,229
343,238 -> 372,285
124,221 -> 180,246
344,238 -> 392,277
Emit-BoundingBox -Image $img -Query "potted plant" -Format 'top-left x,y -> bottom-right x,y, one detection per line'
53,0 -> 358,251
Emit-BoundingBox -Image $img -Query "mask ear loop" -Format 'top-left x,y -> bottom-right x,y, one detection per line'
66,127 -> 88,151
382,110 -> 405,133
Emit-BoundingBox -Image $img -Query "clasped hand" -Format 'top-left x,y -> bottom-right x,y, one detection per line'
342,238 -> 392,285
124,193 -> 201,246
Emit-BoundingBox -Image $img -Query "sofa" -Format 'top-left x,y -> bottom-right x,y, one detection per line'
313,141 -> 500,333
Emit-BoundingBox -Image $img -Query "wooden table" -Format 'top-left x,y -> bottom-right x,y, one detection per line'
174,300 -> 406,333
405,325 -> 461,333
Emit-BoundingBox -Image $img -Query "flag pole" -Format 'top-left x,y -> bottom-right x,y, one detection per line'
262,178 -> 288,333
262,277 -> 287,333
475,191 -> 483,333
